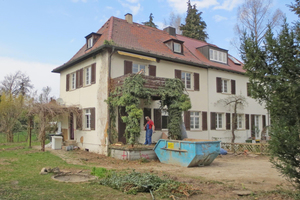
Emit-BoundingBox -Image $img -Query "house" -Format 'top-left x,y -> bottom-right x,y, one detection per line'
52,14 -> 269,155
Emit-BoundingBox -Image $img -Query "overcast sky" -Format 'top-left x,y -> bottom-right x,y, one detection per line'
0,0 -> 297,97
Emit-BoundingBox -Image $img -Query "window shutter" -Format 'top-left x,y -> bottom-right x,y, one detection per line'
79,68 -> 83,88
184,111 -> 190,131
226,113 -> 231,130
144,108 -> 152,126
251,114 -> 255,137
216,77 -> 222,93
154,109 -> 162,130
91,63 -> 96,84
124,60 -> 132,75
262,115 -> 266,128
247,83 -> 251,96
76,110 -> 82,130
194,73 -> 199,91
202,112 -> 207,130
149,65 -> 156,77
210,112 -> 216,130
231,80 -> 236,94
232,113 -> 237,130
91,108 -> 96,130
245,114 -> 250,130
66,74 -> 70,91
175,69 -> 181,79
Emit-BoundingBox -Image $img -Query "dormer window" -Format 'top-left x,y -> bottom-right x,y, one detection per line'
209,49 -> 227,64
164,39 -> 184,54
85,32 -> 102,50
87,37 -> 93,48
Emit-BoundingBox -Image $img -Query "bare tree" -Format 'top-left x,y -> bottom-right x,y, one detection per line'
234,0 -> 284,45
216,95 -> 248,143
164,12 -> 182,34
29,87 -> 79,151
0,71 -> 33,96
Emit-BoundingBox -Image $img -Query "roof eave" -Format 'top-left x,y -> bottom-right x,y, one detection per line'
52,44 -> 245,75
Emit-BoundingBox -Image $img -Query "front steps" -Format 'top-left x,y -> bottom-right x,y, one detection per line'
62,140 -> 77,151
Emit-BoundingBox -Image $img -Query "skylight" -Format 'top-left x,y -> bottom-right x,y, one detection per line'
228,55 -> 241,65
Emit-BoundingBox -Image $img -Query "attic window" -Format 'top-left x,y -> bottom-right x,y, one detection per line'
174,42 -> 182,53
228,55 -> 241,65
87,37 -> 93,48
209,49 -> 227,64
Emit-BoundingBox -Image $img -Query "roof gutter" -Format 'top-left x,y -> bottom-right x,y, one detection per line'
52,44 -> 245,75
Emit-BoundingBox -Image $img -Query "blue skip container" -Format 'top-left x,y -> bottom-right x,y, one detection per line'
154,139 -> 221,167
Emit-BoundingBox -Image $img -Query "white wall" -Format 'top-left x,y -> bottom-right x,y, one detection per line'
59,51 -> 109,154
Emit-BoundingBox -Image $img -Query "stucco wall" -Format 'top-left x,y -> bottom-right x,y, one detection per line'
59,51 -> 109,154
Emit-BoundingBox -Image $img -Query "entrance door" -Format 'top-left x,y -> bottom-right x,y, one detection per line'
69,113 -> 74,140
118,107 -> 127,144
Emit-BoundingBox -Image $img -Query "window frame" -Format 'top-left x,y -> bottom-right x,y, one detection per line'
132,63 -> 146,74
85,66 -> 92,86
71,73 -> 76,90
181,71 -> 192,89
190,111 -> 201,130
173,42 -> 182,54
237,114 -> 244,129
85,109 -> 91,130
216,113 -> 223,129
221,79 -> 229,93
87,37 -> 93,48
209,49 -> 227,64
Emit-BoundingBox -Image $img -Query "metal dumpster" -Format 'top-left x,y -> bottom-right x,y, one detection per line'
154,139 -> 221,167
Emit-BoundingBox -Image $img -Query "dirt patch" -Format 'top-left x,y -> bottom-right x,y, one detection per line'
52,173 -> 97,183
0,146 -> 25,152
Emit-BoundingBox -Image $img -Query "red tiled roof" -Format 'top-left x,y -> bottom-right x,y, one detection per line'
53,16 -> 245,73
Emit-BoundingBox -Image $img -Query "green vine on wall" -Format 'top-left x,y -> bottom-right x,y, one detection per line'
106,74 -> 191,145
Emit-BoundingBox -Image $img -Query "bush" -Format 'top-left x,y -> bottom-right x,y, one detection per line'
91,167 -> 109,179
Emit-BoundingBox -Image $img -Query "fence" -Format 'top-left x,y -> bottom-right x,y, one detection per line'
0,131 -> 38,144
221,142 -> 269,154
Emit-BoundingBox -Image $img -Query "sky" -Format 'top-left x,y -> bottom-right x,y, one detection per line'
0,0 -> 298,98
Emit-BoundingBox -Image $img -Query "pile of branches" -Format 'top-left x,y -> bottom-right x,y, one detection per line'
99,170 -> 200,198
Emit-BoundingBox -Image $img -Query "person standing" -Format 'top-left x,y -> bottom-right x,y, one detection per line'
144,116 -> 155,145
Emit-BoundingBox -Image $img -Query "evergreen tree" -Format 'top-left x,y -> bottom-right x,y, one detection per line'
241,21 -> 300,188
180,0 -> 208,41
142,13 -> 158,28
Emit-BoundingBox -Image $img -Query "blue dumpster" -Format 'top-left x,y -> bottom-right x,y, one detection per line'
154,139 -> 221,167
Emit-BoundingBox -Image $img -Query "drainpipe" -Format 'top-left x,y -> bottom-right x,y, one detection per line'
106,46 -> 116,156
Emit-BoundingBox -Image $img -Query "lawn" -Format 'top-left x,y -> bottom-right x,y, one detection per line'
0,143 -> 150,200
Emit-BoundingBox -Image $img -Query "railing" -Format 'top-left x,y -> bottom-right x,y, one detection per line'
221,142 -> 269,154
111,74 -> 167,91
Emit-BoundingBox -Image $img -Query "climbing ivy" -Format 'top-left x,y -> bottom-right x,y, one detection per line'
106,74 -> 191,145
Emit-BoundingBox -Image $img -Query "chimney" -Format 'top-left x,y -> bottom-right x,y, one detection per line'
125,13 -> 133,24
163,26 -> 176,36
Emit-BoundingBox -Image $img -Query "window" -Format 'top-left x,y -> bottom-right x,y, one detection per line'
209,49 -> 227,64
87,37 -> 93,48
222,79 -> 228,93
162,110 -> 169,129
71,73 -> 76,90
132,63 -> 146,74
181,72 -> 191,89
85,66 -> 91,86
216,113 -> 223,129
190,112 -> 200,130
174,42 -> 182,53
255,115 -> 260,138
85,109 -> 91,129
237,114 -> 243,129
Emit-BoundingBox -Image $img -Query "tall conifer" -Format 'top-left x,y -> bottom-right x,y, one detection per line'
142,13 -> 158,28
180,0 -> 208,41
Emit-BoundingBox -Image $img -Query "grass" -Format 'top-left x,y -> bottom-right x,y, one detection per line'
0,143 -> 150,200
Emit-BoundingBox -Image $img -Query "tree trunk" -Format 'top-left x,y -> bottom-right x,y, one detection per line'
27,117 -> 32,148
231,104 -> 237,144
6,130 -> 13,143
